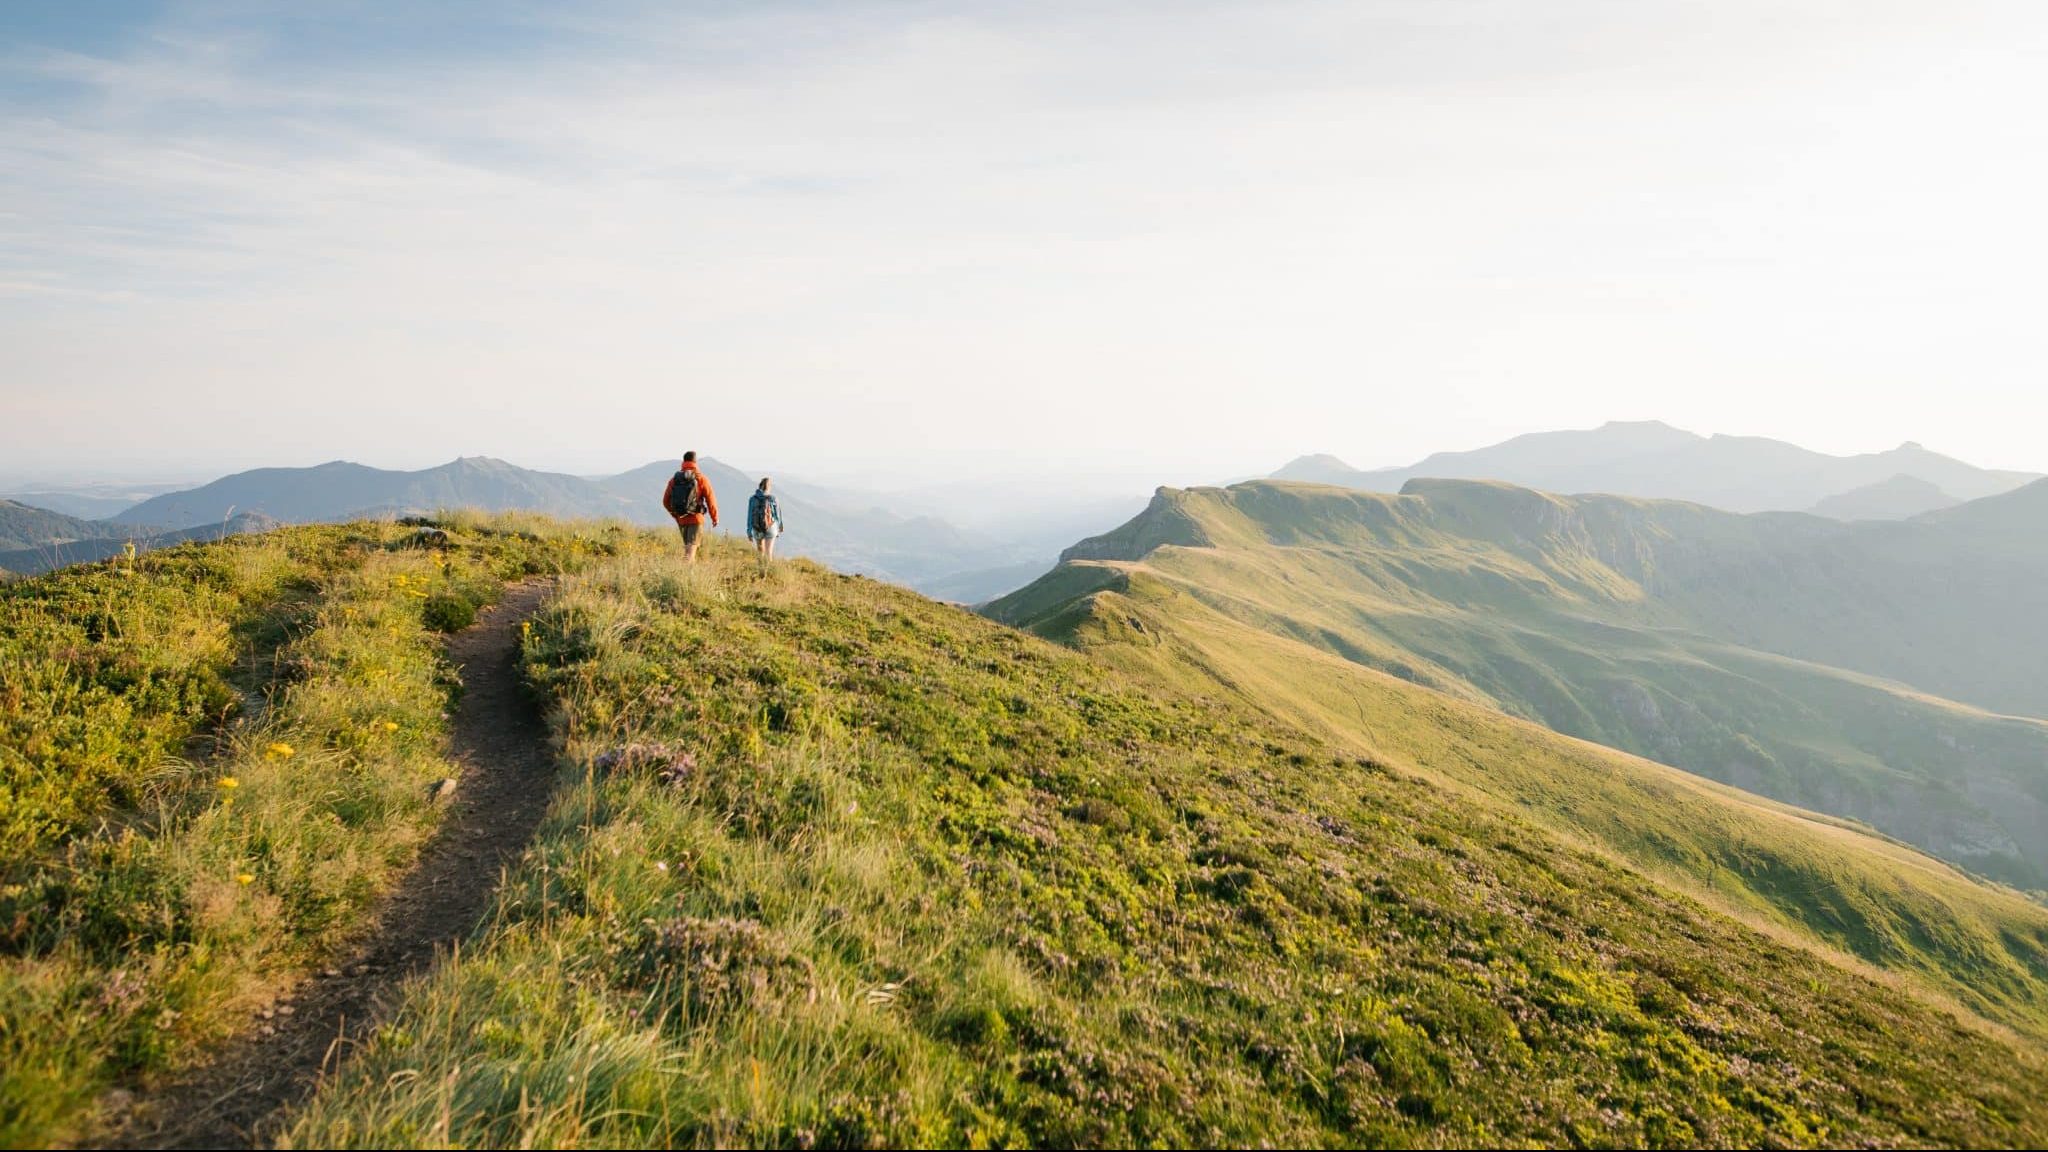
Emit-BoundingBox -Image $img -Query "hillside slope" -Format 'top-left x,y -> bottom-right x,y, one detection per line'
1809,474 -> 1961,520
993,563 -> 2048,1026
0,515 -> 614,1146
4,524 -> 2047,1145
991,480 -> 2048,888
0,499 -> 122,551
276,540 -> 2048,1147
1279,420 -> 2038,512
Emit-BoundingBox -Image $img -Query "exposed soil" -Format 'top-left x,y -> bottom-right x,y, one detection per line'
103,580 -> 558,1149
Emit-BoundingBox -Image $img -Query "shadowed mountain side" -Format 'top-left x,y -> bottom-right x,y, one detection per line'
0,500 -> 116,551
1662,477 -> 2048,718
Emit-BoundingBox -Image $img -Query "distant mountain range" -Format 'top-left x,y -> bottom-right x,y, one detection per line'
993,474 -> 2048,888
1276,420 -> 2039,516
39,455 -> 1048,596
110,457 -> 621,528
11,421 -> 2038,594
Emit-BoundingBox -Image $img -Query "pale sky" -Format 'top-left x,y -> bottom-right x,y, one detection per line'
4,1 -> 2047,486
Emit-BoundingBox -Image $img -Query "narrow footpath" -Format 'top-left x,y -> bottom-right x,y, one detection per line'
106,581 -> 559,1149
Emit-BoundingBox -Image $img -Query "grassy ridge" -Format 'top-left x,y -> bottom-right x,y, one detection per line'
1020,568 -> 2048,1041
0,515 -> 606,1147
991,481 -> 2048,889
283,542 -> 2048,1147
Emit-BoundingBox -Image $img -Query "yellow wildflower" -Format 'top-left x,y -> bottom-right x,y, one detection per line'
385,721 -> 400,732
237,873 -> 254,886
218,776 -> 239,789
266,742 -> 294,759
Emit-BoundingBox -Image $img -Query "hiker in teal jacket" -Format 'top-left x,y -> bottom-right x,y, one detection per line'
747,478 -> 784,565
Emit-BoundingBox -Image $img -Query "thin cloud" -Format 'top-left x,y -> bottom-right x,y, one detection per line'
2,1 -> 2046,479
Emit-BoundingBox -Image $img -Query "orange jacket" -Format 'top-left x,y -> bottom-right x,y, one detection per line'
662,461 -> 719,527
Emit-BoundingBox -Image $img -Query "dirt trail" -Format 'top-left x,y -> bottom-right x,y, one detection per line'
106,581 -> 559,1149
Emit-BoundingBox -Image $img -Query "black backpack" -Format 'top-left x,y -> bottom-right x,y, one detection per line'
752,493 -> 776,534
665,469 -> 706,518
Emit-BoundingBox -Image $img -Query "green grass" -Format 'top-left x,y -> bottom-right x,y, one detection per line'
279,540 -> 2048,1148
1020,568 -> 2048,1040
990,480 -> 2048,890
0,513 -> 616,1147
12,515 -> 2048,1147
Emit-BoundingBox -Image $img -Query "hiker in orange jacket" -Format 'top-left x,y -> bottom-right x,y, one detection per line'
660,451 -> 720,562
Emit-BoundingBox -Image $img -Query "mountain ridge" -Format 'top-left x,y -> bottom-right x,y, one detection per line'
994,476 -> 2048,888
1278,420 -> 2039,513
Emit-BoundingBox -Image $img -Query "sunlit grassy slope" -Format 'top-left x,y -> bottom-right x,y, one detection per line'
994,563 -> 2048,1037
991,480 -> 2048,890
0,514 -> 617,1147
282,540 -> 2048,1148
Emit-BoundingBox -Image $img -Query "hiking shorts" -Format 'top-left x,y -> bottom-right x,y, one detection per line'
678,521 -> 704,547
